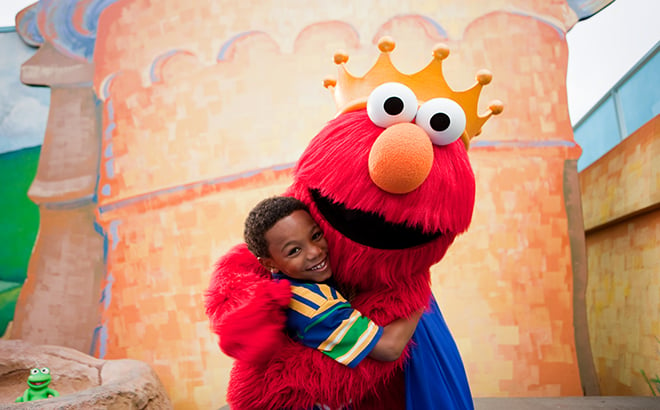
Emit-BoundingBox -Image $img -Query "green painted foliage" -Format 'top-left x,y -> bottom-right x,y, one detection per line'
0,283 -> 22,336
0,146 -> 40,334
0,146 -> 40,283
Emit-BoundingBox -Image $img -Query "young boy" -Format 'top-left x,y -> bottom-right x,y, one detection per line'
244,195 -> 422,367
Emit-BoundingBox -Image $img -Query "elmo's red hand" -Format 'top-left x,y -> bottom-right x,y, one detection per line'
205,244 -> 291,365
218,278 -> 291,364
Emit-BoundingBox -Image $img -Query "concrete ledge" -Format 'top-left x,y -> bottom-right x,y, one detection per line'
474,396 -> 659,409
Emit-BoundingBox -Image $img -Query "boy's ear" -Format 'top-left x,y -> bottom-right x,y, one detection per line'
257,257 -> 277,273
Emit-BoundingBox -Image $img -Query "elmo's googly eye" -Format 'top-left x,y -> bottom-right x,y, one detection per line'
31,369 -> 39,375
41,368 -> 50,374
415,98 -> 466,146
367,82 -> 418,128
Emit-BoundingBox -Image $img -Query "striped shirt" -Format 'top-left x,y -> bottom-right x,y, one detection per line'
277,276 -> 383,368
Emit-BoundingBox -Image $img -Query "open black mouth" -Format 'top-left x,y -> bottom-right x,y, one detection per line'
310,189 -> 442,250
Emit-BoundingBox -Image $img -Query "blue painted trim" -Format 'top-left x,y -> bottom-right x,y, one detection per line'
97,321 -> 109,358
0,26 -> 17,33
104,122 -> 115,141
89,325 -> 102,356
104,142 -> 113,158
567,0 -> 614,21
100,73 -> 119,101
503,10 -> 565,39
150,49 -> 187,83
98,162 -> 296,215
100,273 -> 114,310
90,212 -> 110,358
217,30 -> 267,61
420,15 -> 447,38
101,184 -> 111,196
398,14 -> 447,38
105,159 -> 114,178
92,93 -> 103,205
93,220 -> 108,264
43,195 -> 95,209
108,220 -> 121,250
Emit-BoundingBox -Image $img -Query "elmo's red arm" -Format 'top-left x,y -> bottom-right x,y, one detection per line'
205,243 -> 291,364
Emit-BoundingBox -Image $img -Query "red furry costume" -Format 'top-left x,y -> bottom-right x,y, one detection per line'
206,39 -> 501,409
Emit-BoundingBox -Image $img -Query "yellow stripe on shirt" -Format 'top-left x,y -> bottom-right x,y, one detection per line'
334,321 -> 380,365
317,284 -> 334,300
290,285 -> 327,307
317,284 -> 346,302
317,310 -> 362,352
288,298 -> 318,318
315,298 -> 347,318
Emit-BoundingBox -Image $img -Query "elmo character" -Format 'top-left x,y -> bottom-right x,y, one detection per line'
206,37 -> 502,409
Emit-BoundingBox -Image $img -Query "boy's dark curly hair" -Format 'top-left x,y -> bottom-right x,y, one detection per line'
244,196 -> 309,258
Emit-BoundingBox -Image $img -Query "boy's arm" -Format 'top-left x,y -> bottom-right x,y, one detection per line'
368,308 -> 423,362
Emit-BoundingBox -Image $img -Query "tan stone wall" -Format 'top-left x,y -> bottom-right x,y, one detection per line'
580,115 -> 660,395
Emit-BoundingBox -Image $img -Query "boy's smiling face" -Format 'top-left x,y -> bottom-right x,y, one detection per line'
260,210 -> 332,282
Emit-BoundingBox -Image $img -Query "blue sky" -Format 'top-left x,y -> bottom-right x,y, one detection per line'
0,28 -> 49,154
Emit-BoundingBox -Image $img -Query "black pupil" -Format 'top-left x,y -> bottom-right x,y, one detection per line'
384,97 -> 404,116
430,113 -> 450,131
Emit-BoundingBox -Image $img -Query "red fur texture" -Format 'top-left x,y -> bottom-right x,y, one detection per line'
218,276 -> 291,364
288,110 -> 475,292
227,334 -> 408,410
205,244 -> 289,364
205,109 -> 476,409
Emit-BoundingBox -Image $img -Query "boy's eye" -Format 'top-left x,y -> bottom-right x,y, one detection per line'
312,231 -> 324,241
287,247 -> 301,256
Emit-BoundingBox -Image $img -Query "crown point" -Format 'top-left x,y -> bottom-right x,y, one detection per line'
334,52 -> 349,65
432,44 -> 450,60
476,69 -> 493,85
377,36 -> 396,53
489,100 -> 504,115
323,77 -> 337,89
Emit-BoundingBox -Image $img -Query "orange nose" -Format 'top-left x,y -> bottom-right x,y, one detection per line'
368,122 -> 433,194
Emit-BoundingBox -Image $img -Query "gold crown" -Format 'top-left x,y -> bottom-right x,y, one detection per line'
323,37 -> 503,148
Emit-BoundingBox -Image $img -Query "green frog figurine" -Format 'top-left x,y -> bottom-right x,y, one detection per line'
15,367 -> 60,402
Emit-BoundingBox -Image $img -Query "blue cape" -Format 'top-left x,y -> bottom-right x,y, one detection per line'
405,295 -> 474,409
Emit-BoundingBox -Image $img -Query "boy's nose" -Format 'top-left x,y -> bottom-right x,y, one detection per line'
307,244 -> 322,258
